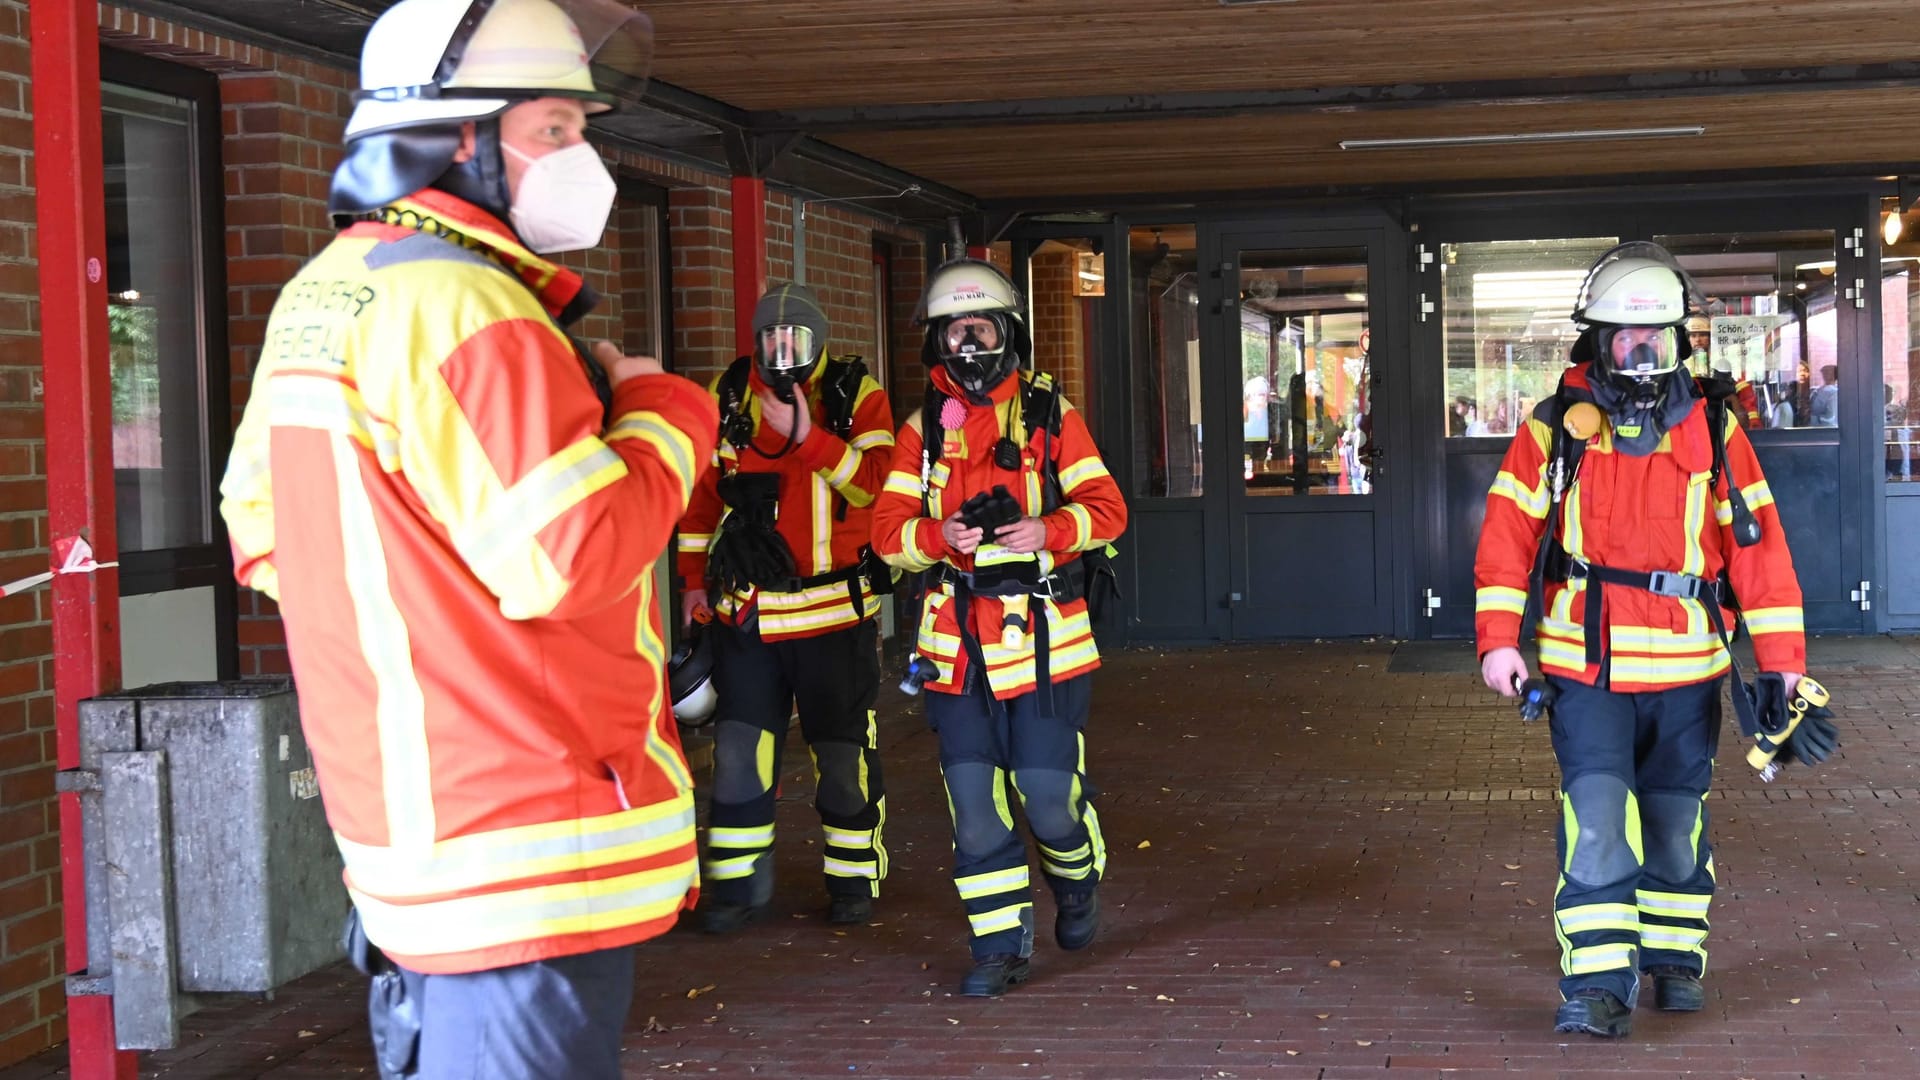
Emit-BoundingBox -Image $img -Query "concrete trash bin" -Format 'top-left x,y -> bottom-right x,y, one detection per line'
74,677 -> 346,1049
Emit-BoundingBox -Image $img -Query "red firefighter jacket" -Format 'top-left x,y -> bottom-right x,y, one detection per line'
675,359 -> 894,640
1474,365 -> 1805,691
220,189 -> 718,974
871,367 -> 1128,699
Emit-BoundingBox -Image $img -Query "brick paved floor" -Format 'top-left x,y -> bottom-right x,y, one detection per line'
7,636 -> 1920,1079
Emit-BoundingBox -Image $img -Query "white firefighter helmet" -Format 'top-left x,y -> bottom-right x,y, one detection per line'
914,258 -> 1031,398
345,0 -> 653,141
1571,241 -> 1702,329
668,620 -> 717,728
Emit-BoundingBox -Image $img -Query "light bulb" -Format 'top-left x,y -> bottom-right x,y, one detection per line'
1886,209 -> 1904,247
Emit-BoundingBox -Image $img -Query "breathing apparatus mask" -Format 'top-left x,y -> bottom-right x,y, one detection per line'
915,258 -> 1031,405
751,283 -> 831,403
1569,242 -> 1704,454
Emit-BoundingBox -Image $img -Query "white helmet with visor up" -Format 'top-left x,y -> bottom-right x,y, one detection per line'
1570,241 -> 1704,389
345,0 -> 653,141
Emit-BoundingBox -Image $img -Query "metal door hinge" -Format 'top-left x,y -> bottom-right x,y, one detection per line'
1419,294 -> 1436,322
1416,243 -> 1435,271
1844,279 -> 1867,308
1423,588 -> 1442,617
1843,226 -> 1866,256
1852,580 -> 1872,611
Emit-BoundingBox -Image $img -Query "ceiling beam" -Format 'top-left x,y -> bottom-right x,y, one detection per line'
750,63 -> 1920,133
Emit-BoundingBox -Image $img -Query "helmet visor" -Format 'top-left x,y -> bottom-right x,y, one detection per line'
758,325 -> 817,373
941,315 -> 1004,357
366,0 -> 654,112
1600,326 -> 1682,378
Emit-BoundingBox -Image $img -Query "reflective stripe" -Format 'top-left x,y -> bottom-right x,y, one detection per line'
1741,478 -> 1774,509
824,857 -> 879,879
1743,606 -> 1804,634
1640,925 -> 1708,949
1038,841 -> 1090,863
1637,890 -> 1712,918
1062,503 -> 1094,549
339,795 -> 696,899
956,865 -> 1029,900
1057,456 -> 1110,492
1556,903 -> 1640,935
1606,651 -> 1730,684
351,860 -> 697,956
606,413 -> 699,502
850,429 -> 895,452
333,439 -> 436,848
461,439 -> 626,571
1476,585 -> 1527,616
824,826 -> 874,848
1490,469 -> 1549,518
823,443 -> 860,489
707,824 -> 775,848
705,853 -> 760,880
883,470 -> 922,497
1565,942 -> 1636,975
967,904 -> 1028,937
1681,472 -> 1708,577
677,533 -> 712,554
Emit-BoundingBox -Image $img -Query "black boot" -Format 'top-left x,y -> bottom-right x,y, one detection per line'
1054,890 -> 1100,951
958,954 -> 1031,998
827,896 -> 873,926
1647,965 -> 1704,1012
1553,988 -> 1632,1038
700,902 -> 765,935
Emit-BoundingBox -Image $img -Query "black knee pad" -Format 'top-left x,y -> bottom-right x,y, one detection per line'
712,721 -> 772,805
810,741 -> 868,818
1012,767 -> 1080,840
1563,773 -> 1640,888
945,762 -> 1014,858
1639,790 -> 1706,883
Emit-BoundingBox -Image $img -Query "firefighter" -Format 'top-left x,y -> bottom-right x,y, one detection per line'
1688,314 -> 1761,428
219,2 -> 716,1076
1475,242 -> 1807,1039
871,258 -> 1128,997
677,283 -> 896,931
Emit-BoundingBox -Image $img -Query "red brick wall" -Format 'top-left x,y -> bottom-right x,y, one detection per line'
0,0 -> 61,1063
1031,248 -> 1090,412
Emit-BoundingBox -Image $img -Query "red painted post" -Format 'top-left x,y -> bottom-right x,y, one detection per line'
30,0 -> 137,1075
730,175 -> 767,358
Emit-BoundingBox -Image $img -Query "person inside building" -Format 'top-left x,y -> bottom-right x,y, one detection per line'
871,257 -> 1128,998
1474,242 -> 1807,1039
1810,363 -> 1841,426
1689,314 -> 1761,428
676,282 -> 896,933
219,1 -> 718,1075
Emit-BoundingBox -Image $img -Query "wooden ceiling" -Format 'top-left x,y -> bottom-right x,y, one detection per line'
631,0 -> 1920,202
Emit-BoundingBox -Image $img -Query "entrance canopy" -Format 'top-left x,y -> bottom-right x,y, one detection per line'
125,0 -> 1920,215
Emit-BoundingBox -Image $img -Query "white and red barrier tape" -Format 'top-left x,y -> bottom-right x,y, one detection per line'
1,536 -> 118,597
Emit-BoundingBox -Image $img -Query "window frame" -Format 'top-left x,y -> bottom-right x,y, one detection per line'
100,46 -> 237,676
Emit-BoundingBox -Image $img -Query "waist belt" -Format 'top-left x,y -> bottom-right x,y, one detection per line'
760,546 -> 887,610
932,558 -> 1088,603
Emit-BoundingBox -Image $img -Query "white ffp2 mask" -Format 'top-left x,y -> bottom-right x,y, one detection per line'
503,142 -> 616,254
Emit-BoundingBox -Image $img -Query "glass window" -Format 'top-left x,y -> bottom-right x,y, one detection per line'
1239,248 -> 1371,496
1440,238 -> 1619,438
103,83 -> 212,554
1882,216 -> 1919,481
1128,225 -> 1201,498
616,193 -> 666,360
1657,231 -> 1839,430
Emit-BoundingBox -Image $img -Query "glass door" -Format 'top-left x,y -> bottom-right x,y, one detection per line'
1216,229 -> 1393,638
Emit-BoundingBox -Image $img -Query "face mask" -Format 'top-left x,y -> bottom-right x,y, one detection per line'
502,142 -> 615,254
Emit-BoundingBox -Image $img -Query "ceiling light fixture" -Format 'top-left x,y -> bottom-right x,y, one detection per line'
1339,126 -> 1705,151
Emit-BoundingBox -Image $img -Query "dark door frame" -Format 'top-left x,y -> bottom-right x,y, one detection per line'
1405,186 -> 1883,639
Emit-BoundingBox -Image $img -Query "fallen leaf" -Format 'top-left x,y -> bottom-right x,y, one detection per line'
946,1017 -> 960,1025
1316,1013 -> 1330,1020
1328,960 -> 1343,968
642,1017 -> 667,1035
1499,880 -> 1520,887
1789,997 -> 1802,1004
686,984 -> 717,999
1156,994 -> 1176,1002
297,1031 -> 316,1039
1855,849 -> 1868,855
1137,840 -> 1152,849
1525,899 -> 1539,907
1286,1050 -> 1300,1056
1504,863 -> 1522,870
1356,1040 -> 1373,1047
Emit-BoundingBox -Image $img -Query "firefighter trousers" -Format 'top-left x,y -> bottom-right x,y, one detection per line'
703,618 -> 886,907
926,673 -> 1105,961
1546,674 -> 1721,1007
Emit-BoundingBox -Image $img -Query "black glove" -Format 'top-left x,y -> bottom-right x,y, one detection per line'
958,485 -> 1023,535
1745,674 -> 1838,780
708,472 -> 797,594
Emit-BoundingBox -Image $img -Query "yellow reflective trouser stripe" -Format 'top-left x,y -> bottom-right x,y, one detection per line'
1640,925 -> 1708,949
1085,803 -> 1108,878
756,729 -> 776,791
707,824 -> 775,848
350,859 -> 697,956
824,858 -> 879,879
956,866 -> 1029,900
1565,943 -> 1636,975
705,854 -> 761,880
1555,903 -> 1640,935
1637,890 -> 1712,918
339,796 -> 696,899
824,826 -> 874,848
1038,841 -> 1090,863
968,904 -> 1028,937
1043,860 -> 1094,881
